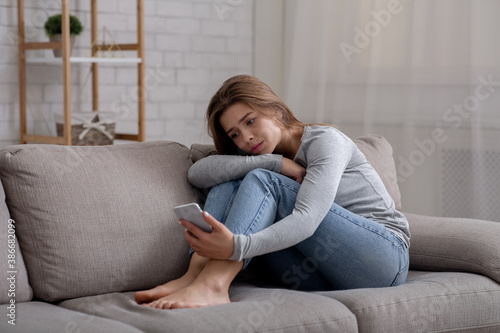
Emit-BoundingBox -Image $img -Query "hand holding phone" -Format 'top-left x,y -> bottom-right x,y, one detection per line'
174,203 -> 212,233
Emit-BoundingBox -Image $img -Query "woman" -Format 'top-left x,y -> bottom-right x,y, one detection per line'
135,74 -> 410,309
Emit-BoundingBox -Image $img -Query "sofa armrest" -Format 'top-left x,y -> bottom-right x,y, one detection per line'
405,212 -> 500,284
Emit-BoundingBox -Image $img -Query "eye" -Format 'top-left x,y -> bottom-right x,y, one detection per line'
247,118 -> 255,125
230,132 -> 239,139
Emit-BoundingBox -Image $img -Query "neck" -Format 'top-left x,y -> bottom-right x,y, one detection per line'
275,126 -> 304,159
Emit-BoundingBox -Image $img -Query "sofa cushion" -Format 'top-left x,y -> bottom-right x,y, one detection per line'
353,135 -> 402,211
191,134 -> 403,210
0,178 -> 33,303
0,301 -> 142,333
318,270 -> 500,332
59,282 -> 358,333
406,212 -> 500,284
0,141 -> 199,302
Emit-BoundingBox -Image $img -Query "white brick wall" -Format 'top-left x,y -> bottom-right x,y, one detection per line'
0,0 -> 254,148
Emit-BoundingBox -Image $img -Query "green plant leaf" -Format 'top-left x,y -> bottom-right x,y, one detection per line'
44,14 -> 83,37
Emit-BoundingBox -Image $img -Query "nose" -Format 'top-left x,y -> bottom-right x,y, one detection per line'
241,129 -> 253,144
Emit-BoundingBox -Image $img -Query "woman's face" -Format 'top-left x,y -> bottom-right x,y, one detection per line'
219,102 -> 283,155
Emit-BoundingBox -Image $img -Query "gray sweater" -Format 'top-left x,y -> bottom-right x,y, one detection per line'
188,125 -> 410,262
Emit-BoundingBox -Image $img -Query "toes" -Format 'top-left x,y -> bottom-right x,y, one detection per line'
156,301 -> 174,310
170,302 -> 185,309
162,302 -> 173,310
134,289 -> 155,303
172,302 -> 198,309
134,294 -> 147,304
141,301 -> 154,307
148,300 -> 171,309
153,301 -> 164,309
135,286 -> 170,304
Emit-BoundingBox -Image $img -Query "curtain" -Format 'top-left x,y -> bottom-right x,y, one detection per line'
282,0 -> 500,220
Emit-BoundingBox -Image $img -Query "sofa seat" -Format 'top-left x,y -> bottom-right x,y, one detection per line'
57,282 -> 358,333
318,270 -> 500,332
58,283 -> 358,333
0,301 -> 142,333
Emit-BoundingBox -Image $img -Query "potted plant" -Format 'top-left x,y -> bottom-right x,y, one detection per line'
44,14 -> 83,57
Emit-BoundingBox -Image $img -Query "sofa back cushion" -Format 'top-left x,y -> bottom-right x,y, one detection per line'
0,179 -> 33,303
191,134 -> 403,211
0,142 -> 198,302
353,135 -> 402,211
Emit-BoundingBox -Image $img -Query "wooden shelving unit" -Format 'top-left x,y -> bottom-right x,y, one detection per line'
26,57 -> 143,64
17,0 -> 145,145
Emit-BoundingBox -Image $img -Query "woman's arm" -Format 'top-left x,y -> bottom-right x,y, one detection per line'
281,157 -> 306,184
231,128 -> 357,261
184,128 -> 355,262
188,154 -> 283,189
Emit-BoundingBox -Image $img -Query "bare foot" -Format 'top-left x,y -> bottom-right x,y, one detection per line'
143,280 -> 230,309
135,253 -> 210,304
134,274 -> 195,304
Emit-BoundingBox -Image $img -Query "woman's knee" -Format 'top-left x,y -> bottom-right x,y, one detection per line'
241,169 -> 300,208
239,169 -> 280,193
243,168 -> 276,183
208,180 -> 241,198
205,180 -> 241,222
205,180 -> 241,210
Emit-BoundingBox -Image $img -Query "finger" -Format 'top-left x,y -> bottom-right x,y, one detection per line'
185,230 -> 210,257
192,250 -> 206,258
202,211 -> 222,231
180,219 -> 205,239
184,229 -> 202,249
181,226 -> 199,243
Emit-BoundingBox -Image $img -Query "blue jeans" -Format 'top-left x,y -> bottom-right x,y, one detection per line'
201,169 -> 409,291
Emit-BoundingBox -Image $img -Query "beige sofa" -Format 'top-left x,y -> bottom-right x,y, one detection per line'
1,136 -> 499,333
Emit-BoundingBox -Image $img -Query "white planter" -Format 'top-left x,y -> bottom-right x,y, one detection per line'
50,34 -> 76,57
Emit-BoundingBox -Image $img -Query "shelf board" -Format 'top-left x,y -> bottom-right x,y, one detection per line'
26,57 -> 142,65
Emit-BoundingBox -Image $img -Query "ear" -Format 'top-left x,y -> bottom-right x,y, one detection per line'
275,108 -> 283,120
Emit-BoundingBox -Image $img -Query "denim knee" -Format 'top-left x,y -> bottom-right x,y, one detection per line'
243,168 -> 276,184
204,180 -> 241,223
208,180 -> 241,198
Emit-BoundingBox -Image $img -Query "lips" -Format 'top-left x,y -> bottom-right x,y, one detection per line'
251,142 -> 263,153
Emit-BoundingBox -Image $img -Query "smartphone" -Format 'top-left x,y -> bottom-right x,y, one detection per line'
174,203 -> 212,233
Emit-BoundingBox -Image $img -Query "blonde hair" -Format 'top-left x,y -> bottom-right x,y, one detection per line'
206,74 -> 304,155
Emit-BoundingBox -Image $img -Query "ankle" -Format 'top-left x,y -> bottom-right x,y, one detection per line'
193,260 -> 243,293
181,255 -> 207,279
190,254 -> 210,271
194,274 -> 230,295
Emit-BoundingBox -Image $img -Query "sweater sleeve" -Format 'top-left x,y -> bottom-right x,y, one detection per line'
188,154 -> 283,189
230,128 -> 356,261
